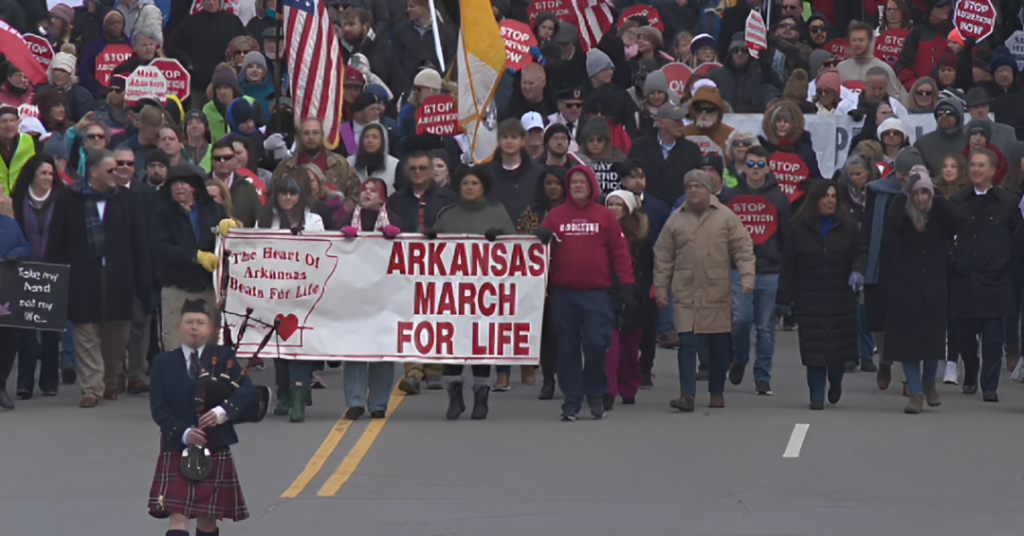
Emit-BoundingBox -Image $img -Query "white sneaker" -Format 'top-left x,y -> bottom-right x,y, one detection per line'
943,361 -> 958,385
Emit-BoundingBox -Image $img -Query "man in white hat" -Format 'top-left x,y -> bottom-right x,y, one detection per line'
35,52 -> 94,122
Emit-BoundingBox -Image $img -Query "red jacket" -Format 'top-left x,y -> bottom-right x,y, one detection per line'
541,165 -> 635,290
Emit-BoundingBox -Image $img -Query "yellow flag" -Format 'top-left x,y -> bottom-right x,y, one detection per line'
457,0 -> 507,164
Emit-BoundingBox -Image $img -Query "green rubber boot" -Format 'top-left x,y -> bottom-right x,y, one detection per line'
290,382 -> 310,422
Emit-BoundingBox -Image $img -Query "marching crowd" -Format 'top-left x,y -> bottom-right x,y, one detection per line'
3,0 -> 1024,529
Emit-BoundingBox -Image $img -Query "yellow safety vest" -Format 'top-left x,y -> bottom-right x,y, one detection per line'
0,133 -> 37,196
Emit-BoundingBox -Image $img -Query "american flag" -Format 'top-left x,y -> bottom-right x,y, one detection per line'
283,0 -> 344,149
573,0 -> 614,54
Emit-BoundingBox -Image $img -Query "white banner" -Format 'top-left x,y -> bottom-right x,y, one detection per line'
722,113 -> 938,178
217,231 -> 548,364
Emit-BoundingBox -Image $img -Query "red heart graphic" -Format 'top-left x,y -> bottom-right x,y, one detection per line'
275,314 -> 300,341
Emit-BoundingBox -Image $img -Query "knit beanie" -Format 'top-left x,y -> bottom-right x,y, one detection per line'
605,189 -> 638,214
228,97 -> 254,126
586,49 -> 614,78
817,70 -> 840,93
991,46 -> 1018,75
44,134 -> 69,159
876,117 -> 907,140
934,96 -> 964,125
966,118 -> 993,141
49,4 -> 73,26
910,166 -> 934,194
937,47 -> 957,69
894,146 -> 925,174
351,91 -> 378,112
809,49 -> 831,74
543,122 -> 570,144
211,65 -> 241,94
241,51 -> 267,73
49,52 -> 77,76
683,170 -> 714,191
145,148 -> 172,168
643,69 -> 670,97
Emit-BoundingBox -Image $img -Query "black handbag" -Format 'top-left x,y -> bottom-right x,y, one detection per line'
180,445 -> 213,481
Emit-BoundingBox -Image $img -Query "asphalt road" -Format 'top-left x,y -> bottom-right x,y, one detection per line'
3,331 -> 1024,536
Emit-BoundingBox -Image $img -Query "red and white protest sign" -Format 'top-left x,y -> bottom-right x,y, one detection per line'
191,0 -> 238,15
822,38 -> 850,57
769,151 -> 811,202
218,232 -> 548,363
616,5 -> 664,31
416,94 -> 458,136
694,61 -> 721,76
151,58 -> 190,101
499,20 -> 538,71
94,43 -> 133,88
954,0 -> 996,41
685,134 -> 723,157
527,0 -> 575,26
1007,30 -> 1024,71
874,28 -> 908,68
662,62 -> 693,95
125,65 -> 168,105
744,10 -> 767,59
726,195 -> 779,246
24,34 -> 53,68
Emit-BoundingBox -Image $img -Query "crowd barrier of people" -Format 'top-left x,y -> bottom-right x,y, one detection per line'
3,0 -> 1024,532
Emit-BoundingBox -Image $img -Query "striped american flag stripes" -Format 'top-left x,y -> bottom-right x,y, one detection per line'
283,0 -> 344,148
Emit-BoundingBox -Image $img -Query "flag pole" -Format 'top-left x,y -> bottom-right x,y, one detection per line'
426,0 -> 445,71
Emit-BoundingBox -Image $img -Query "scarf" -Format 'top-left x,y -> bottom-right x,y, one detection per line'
28,186 -> 51,209
70,180 -> 116,259
21,195 -> 55,260
354,153 -> 385,175
352,204 -> 390,231
847,182 -> 866,209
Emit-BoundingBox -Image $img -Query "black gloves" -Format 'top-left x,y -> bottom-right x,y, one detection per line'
484,228 -> 501,242
534,227 -> 554,245
289,224 -> 305,235
621,283 -> 638,317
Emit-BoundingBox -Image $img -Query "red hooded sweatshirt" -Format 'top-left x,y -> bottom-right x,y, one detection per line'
541,165 -> 635,290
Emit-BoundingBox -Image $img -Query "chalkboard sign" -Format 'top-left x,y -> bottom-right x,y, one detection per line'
0,261 -> 70,331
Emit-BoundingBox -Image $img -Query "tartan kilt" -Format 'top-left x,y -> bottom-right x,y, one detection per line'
147,447 -> 249,521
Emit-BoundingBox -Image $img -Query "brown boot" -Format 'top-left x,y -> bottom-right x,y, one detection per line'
669,395 -> 694,412
877,363 -> 891,390
658,333 -> 680,349
1005,344 -> 1021,372
79,396 -> 99,408
520,366 -> 536,385
126,380 -> 149,394
904,394 -> 924,414
923,383 -> 941,407
709,393 -> 725,408
102,388 -> 119,401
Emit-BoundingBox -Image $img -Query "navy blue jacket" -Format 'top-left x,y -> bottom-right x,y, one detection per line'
150,345 -> 256,452
0,214 -> 31,259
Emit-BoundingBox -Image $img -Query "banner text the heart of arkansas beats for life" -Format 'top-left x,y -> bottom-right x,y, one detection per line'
217,231 -> 548,364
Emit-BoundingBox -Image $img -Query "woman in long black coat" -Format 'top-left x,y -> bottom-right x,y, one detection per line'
777,180 -> 866,410
881,177 -> 964,414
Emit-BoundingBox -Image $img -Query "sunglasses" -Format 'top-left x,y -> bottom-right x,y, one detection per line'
86,133 -> 105,140
116,160 -> 135,166
563,102 -> 583,108
731,140 -> 753,147
809,25 -> 826,33
915,89 -> 934,96
212,155 -> 235,162
746,160 -> 767,168
936,109 -> 956,116
694,106 -> 717,114
109,87 -> 124,93
778,23 -> 796,30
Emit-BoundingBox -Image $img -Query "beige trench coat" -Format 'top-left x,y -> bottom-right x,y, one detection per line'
653,196 -> 755,334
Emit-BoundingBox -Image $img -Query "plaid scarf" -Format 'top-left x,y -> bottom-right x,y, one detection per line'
70,180 -> 117,259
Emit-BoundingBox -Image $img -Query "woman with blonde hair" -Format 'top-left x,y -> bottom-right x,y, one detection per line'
935,152 -> 969,198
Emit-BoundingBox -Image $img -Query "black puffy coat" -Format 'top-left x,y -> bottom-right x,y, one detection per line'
881,195 -> 963,362
777,213 -> 866,367
707,56 -> 781,114
627,134 -> 703,205
948,187 -> 1022,319
152,171 -> 226,293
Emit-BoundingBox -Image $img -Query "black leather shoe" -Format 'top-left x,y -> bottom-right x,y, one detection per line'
809,401 -> 824,410
963,383 -> 978,395
343,406 -> 365,420
827,383 -> 842,404
602,393 -> 614,411
983,391 -> 999,402
0,389 -> 13,409
16,389 -> 31,400
370,410 -> 386,418
538,381 -> 555,400
728,363 -> 745,385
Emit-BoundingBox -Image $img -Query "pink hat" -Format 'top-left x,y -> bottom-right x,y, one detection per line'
817,70 -> 840,93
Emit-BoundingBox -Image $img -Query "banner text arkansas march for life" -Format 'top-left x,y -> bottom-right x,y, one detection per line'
217,231 -> 548,364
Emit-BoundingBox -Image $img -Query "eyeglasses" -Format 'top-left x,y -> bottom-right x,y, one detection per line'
746,160 -> 767,168
234,50 -> 249,57
116,159 -> 135,166
86,133 -> 106,140
731,140 -> 753,147
212,155 -> 235,162
915,89 -> 934,96
809,25 -> 826,34
694,105 -> 717,114
563,102 -> 583,109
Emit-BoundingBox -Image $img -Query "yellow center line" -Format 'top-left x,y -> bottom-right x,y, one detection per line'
317,388 -> 407,497
280,416 -> 354,498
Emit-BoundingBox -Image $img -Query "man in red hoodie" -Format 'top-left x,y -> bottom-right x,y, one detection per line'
539,165 -> 636,421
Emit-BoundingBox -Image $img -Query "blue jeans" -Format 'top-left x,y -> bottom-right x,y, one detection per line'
806,365 -> 845,402
957,318 -> 1003,392
658,290 -> 674,335
678,332 -> 730,396
344,362 -> 395,411
288,360 -> 316,383
60,322 -> 75,368
551,286 -> 613,415
902,360 -> 939,395
856,301 -> 875,360
731,272 -> 778,382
